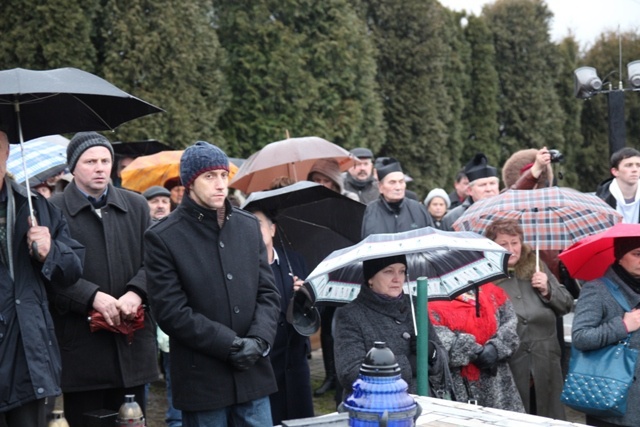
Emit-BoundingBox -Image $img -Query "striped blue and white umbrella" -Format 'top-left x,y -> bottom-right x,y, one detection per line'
7,136 -> 69,185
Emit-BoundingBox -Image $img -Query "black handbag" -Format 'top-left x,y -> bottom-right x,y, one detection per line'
561,278 -> 639,418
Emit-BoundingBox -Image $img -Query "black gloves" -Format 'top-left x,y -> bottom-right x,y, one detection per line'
228,336 -> 268,371
475,343 -> 498,375
409,335 -> 437,365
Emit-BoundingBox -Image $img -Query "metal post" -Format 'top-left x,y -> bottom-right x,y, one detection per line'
607,90 -> 626,157
416,277 -> 429,396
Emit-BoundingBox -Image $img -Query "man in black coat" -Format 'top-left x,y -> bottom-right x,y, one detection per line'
0,130 -> 84,427
49,132 -> 158,427
145,141 -> 280,426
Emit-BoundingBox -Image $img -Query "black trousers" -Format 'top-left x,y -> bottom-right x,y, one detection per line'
63,385 -> 146,427
0,398 -> 46,427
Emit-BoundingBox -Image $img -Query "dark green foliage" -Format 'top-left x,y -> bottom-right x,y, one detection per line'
483,0 -> 565,169
460,14 -> 500,170
0,0 -> 96,71
214,0 -> 384,158
554,36 -> 583,189
98,0 -> 229,147
355,0 -> 458,196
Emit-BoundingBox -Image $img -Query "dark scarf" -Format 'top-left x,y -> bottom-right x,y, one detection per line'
346,173 -> 375,191
613,262 -> 640,294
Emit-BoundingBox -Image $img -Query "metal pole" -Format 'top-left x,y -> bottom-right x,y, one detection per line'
416,277 -> 429,396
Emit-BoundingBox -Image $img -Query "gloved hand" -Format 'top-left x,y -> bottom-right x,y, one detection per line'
228,336 -> 267,371
409,335 -> 437,365
474,343 -> 498,375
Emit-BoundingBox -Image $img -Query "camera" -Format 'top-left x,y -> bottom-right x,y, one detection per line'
548,149 -> 564,164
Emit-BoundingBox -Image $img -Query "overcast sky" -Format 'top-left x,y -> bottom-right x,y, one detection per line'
439,0 -> 640,49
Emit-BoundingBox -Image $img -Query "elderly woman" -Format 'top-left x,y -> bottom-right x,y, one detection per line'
572,238 -> 640,427
334,255 -> 450,399
485,219 -> 573,419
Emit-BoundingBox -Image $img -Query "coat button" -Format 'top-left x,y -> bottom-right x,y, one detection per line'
37,387 -> 44,394
227,273 -> 233,280
233,306 -> 240,314
220,241 -> 225,248
522,320 -> 528,325
15,299 -> 20,305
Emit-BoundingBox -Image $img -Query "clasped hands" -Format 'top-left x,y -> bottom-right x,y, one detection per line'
228,336 -> 268,371
474,343 -> 498,376
92,290 -> 142,327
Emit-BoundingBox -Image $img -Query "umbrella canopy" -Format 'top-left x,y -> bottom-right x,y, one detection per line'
453,187 -> 622,251
558,223 -> 640,281
229,136 -> 354,193
0,67 -> 163,143
304,227 -> 510,306
242,181 -> 365,271
120,150 -> 238,193
7,137 -> 68,185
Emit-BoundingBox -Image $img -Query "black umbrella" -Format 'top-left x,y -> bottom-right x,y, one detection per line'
241,181 -> 365,272
111,139 -> 172,157
0,67 -> 162,250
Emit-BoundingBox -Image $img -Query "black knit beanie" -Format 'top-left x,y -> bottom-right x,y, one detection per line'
363,254 -> 407,283
614,237 -> 640,260
67,132 -> 114,172
180,141 -> 229,190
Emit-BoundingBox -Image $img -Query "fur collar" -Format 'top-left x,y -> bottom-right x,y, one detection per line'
500,243 -> 537,281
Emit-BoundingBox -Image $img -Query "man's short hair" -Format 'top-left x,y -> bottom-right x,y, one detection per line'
611,147 -> 640,169
454,169 -> 467,183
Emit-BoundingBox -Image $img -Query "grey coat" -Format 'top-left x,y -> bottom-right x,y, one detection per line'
440,197 -> 472,231
361,196 -> 433,238
572,267 -> 640,426
334,284 -> 449,398
430,284 -> 525,412
495,245 -> 573,419
49,182 -> 159,391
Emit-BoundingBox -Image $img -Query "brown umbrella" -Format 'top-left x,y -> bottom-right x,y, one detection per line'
229,136 -> 354,194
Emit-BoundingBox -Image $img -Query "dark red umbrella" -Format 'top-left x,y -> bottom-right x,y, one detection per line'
88,305 -> 145,344
558,223 -> 640,281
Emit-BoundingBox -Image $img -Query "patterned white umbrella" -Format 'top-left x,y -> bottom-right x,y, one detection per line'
7,136 -> 68,185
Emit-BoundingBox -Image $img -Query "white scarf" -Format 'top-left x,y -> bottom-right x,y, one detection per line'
609,178 -> 640,223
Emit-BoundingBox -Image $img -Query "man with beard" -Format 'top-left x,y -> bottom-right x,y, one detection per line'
343,147 -> 379,204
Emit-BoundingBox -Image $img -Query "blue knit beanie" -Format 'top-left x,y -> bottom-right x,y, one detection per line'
67,132 -> 114,172
180,141 -> 229,190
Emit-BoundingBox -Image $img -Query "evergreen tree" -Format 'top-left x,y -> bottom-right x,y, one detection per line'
0,0 -> 97,71
460,14 -> 500,169
354,0 -> 457,196
578,31 -> 640,191
214,0 -> 384,158
98,0 -> 229,147
483,0 -> 565,169
554,36 -> 583,189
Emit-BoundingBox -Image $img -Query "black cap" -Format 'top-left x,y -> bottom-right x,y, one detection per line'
350,147 -> 374,159
375,157 -> 403,182
362,254 -> 407,283
142,185 -> 171,200
464,153 -> 498,183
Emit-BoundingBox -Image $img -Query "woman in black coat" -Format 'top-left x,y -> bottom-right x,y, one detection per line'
334,254 -> 450,399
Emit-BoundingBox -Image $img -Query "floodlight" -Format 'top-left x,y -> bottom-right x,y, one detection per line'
628,60 -> 640,89
573,66 -> 603,99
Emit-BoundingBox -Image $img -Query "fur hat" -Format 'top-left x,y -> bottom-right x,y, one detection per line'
424,188 -> 451,209
464,153 -> 497,183
375,157 -> 403,182
307,158 -> 344,193
67,132 -> 114,172
614,237 -> 640,260
142,185 -> 171,200
180,141 -> 229,190
363,254 -> 407,283
502,149 -> 553,188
